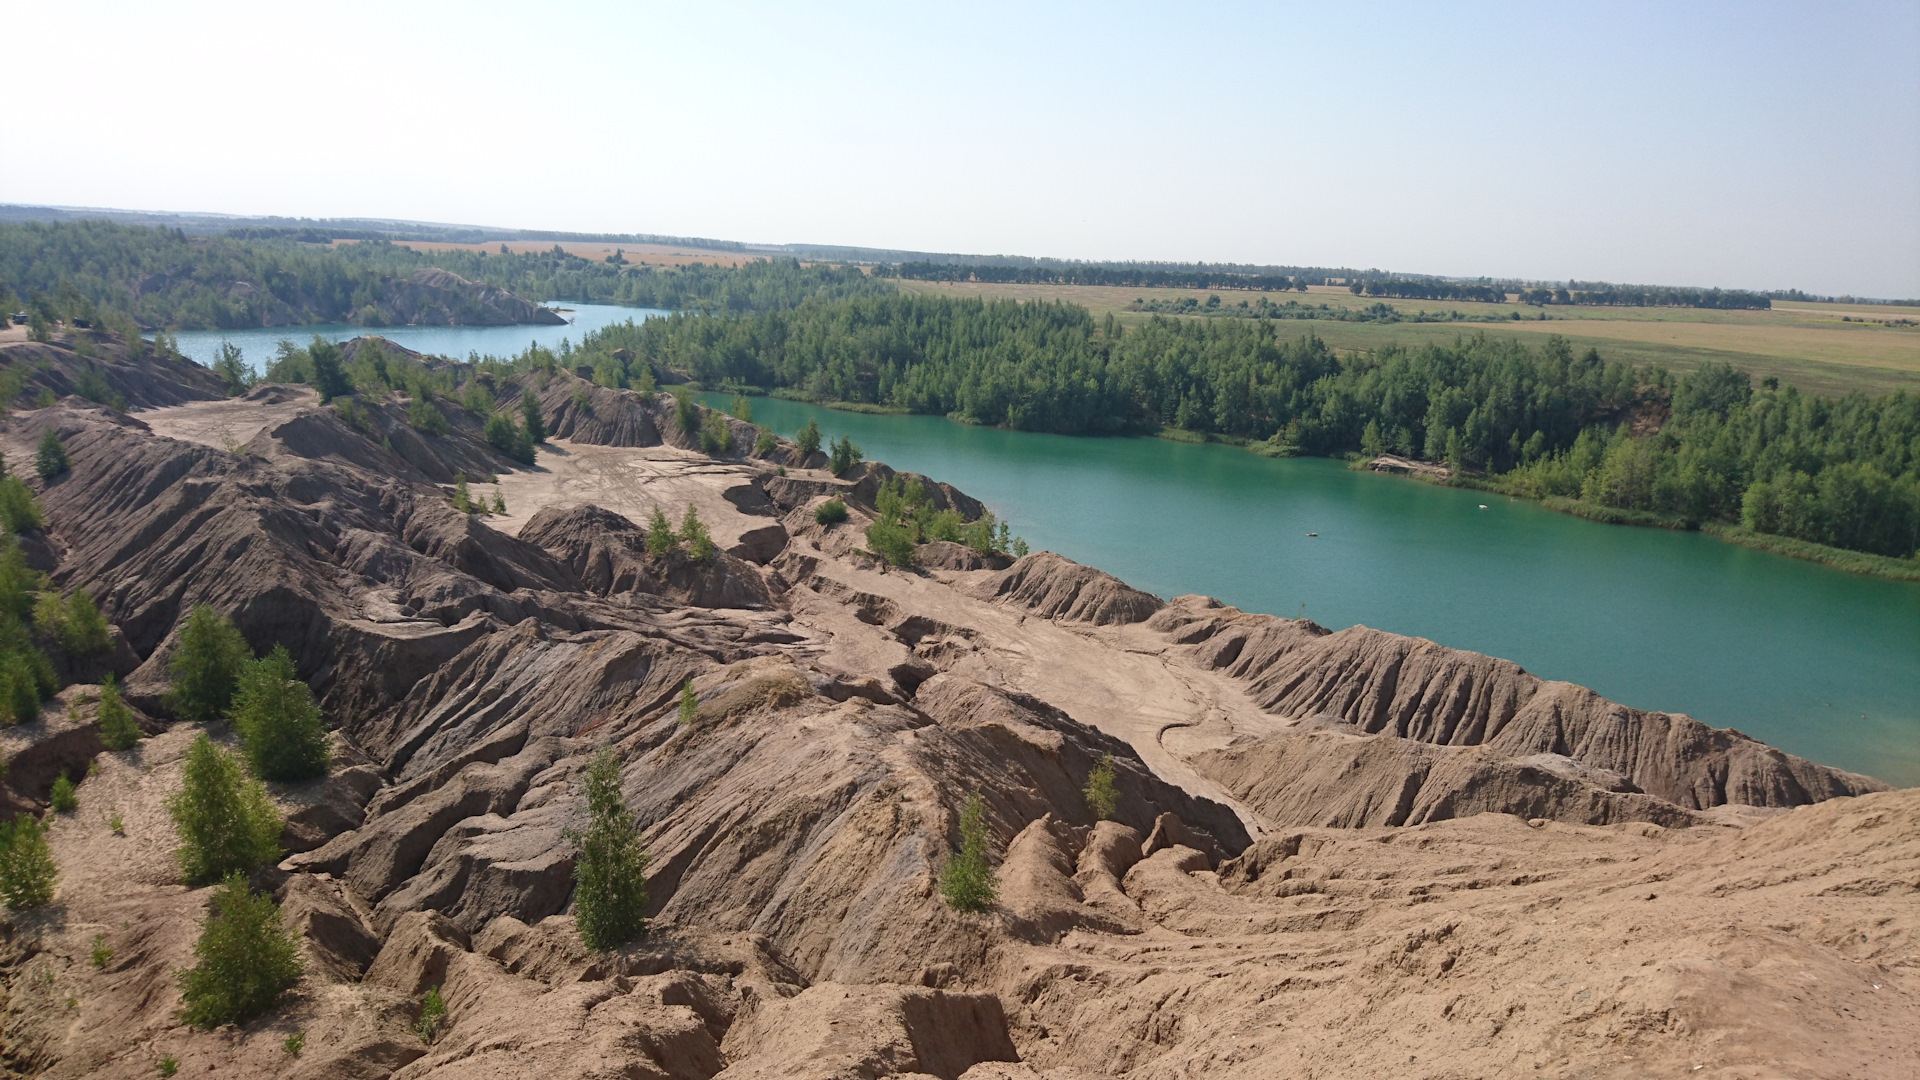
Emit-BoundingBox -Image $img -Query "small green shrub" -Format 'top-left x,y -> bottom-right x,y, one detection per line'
176,872 -> 302,1029
645,507 -> 677,558
166,606 -> 252,723
229,644 -> 330,782
48,775 -> 76,813
795,418 -> 822,459
91,933 -> 113,969
699,410 -> 731,455
677,679 -> 698,729
462,381 -> 495,415
109,811 -> 124,835
0,815 -> 56,909
0,475 -> 43,532
1083,754 -> 1118,821
865,520 -> 915,568
167,734 -> 282,885
99,674 -> 140,750
926,509 -> 965,543
283,1031 -> 305,1056
680,505 -> 715,562
491,490 -> 507,514
35,430 -> 69,482
938,791 -> 998,913
727,394 -> 753,422
0,645 -> 52,724
672,388 -> 696,435
407,397 -> 448,436
753,429 -> 778,457
451,472 -> 471,514
813,499 -> 848,526
413,984 -> 448,1042
158,1055 -> 179,1077
567,749 -> 650,952
484,413 -> 534,465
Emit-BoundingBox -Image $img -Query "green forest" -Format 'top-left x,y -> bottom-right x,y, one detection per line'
0,221 -> 888,330
567,293 -> 1919,561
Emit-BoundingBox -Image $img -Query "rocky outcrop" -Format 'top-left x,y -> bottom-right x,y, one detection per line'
383,268 -> 567,327
0,337 -> 227,409
520,504 -> 775,609
967,552 -> 1164,625
717,983 -> 1019,1080
1155,595 -> 1884,812
1197,722 -> 1708,828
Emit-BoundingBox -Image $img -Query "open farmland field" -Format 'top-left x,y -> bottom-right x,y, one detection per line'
892,279 -> 1920,396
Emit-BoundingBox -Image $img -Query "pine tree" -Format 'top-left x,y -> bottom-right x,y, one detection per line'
680,505 -> 715,561
645,507 -> 677,558
795,418 -> 822,459
0,815 -> 56,909
828,434 -> 863,476
677,678 -> 698,728
520,388 -> 546,443
939,790 -> 998,913
167,734 -> 282,885
48,775 -> 76,812
166,606 -> 252,723
58,590 -> 111,657
176,873 -> 303,1029
672,388 -> 696,435
1083,754 -> 1119,821
97,673 -> 140,751
34,429 -> 69,482
566,749 -> 649,952
230,645 -> 330,782
451,473 -> 471,514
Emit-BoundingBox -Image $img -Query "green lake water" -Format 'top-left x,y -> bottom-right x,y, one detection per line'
721,393 -> 1920,788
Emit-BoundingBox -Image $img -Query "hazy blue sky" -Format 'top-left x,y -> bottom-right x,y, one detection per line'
5,1 -> 1915,295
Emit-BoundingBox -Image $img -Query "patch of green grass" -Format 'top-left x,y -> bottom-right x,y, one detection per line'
1699,523 -> 1920,582
1540,497 -> 1692,530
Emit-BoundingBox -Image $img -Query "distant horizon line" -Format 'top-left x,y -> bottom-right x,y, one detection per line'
1,201 -> 1912,306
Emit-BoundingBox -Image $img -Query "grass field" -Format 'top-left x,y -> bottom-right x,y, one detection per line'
893,280 -> 1920,397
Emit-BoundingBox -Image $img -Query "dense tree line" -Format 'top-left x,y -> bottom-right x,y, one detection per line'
1501,366 -> 1920,557
1354,278 -> 1774,311
569,293 -> 1918,560
0,222 -> 890,331
1129,295 -> 1517,324
1513,284 -> 1772,310
877,261 -> 1311,292
1349,278 -> 1507,304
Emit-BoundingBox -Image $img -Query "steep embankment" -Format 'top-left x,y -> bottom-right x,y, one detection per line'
0,340 -> 1909,1079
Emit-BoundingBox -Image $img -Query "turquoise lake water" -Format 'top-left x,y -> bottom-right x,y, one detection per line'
159,303 -> 1919,786
721,393 -> 1920,788
169,301 -> 667,375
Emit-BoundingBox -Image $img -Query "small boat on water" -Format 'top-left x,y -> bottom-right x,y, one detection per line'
1478,504 -> 1489,510
1305,532 -> 1318,537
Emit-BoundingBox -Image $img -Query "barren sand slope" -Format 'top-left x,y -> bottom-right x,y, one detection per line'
1,346 -> 1910,1079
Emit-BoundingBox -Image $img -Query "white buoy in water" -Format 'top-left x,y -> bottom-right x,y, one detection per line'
1478,504 -> 1489,510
